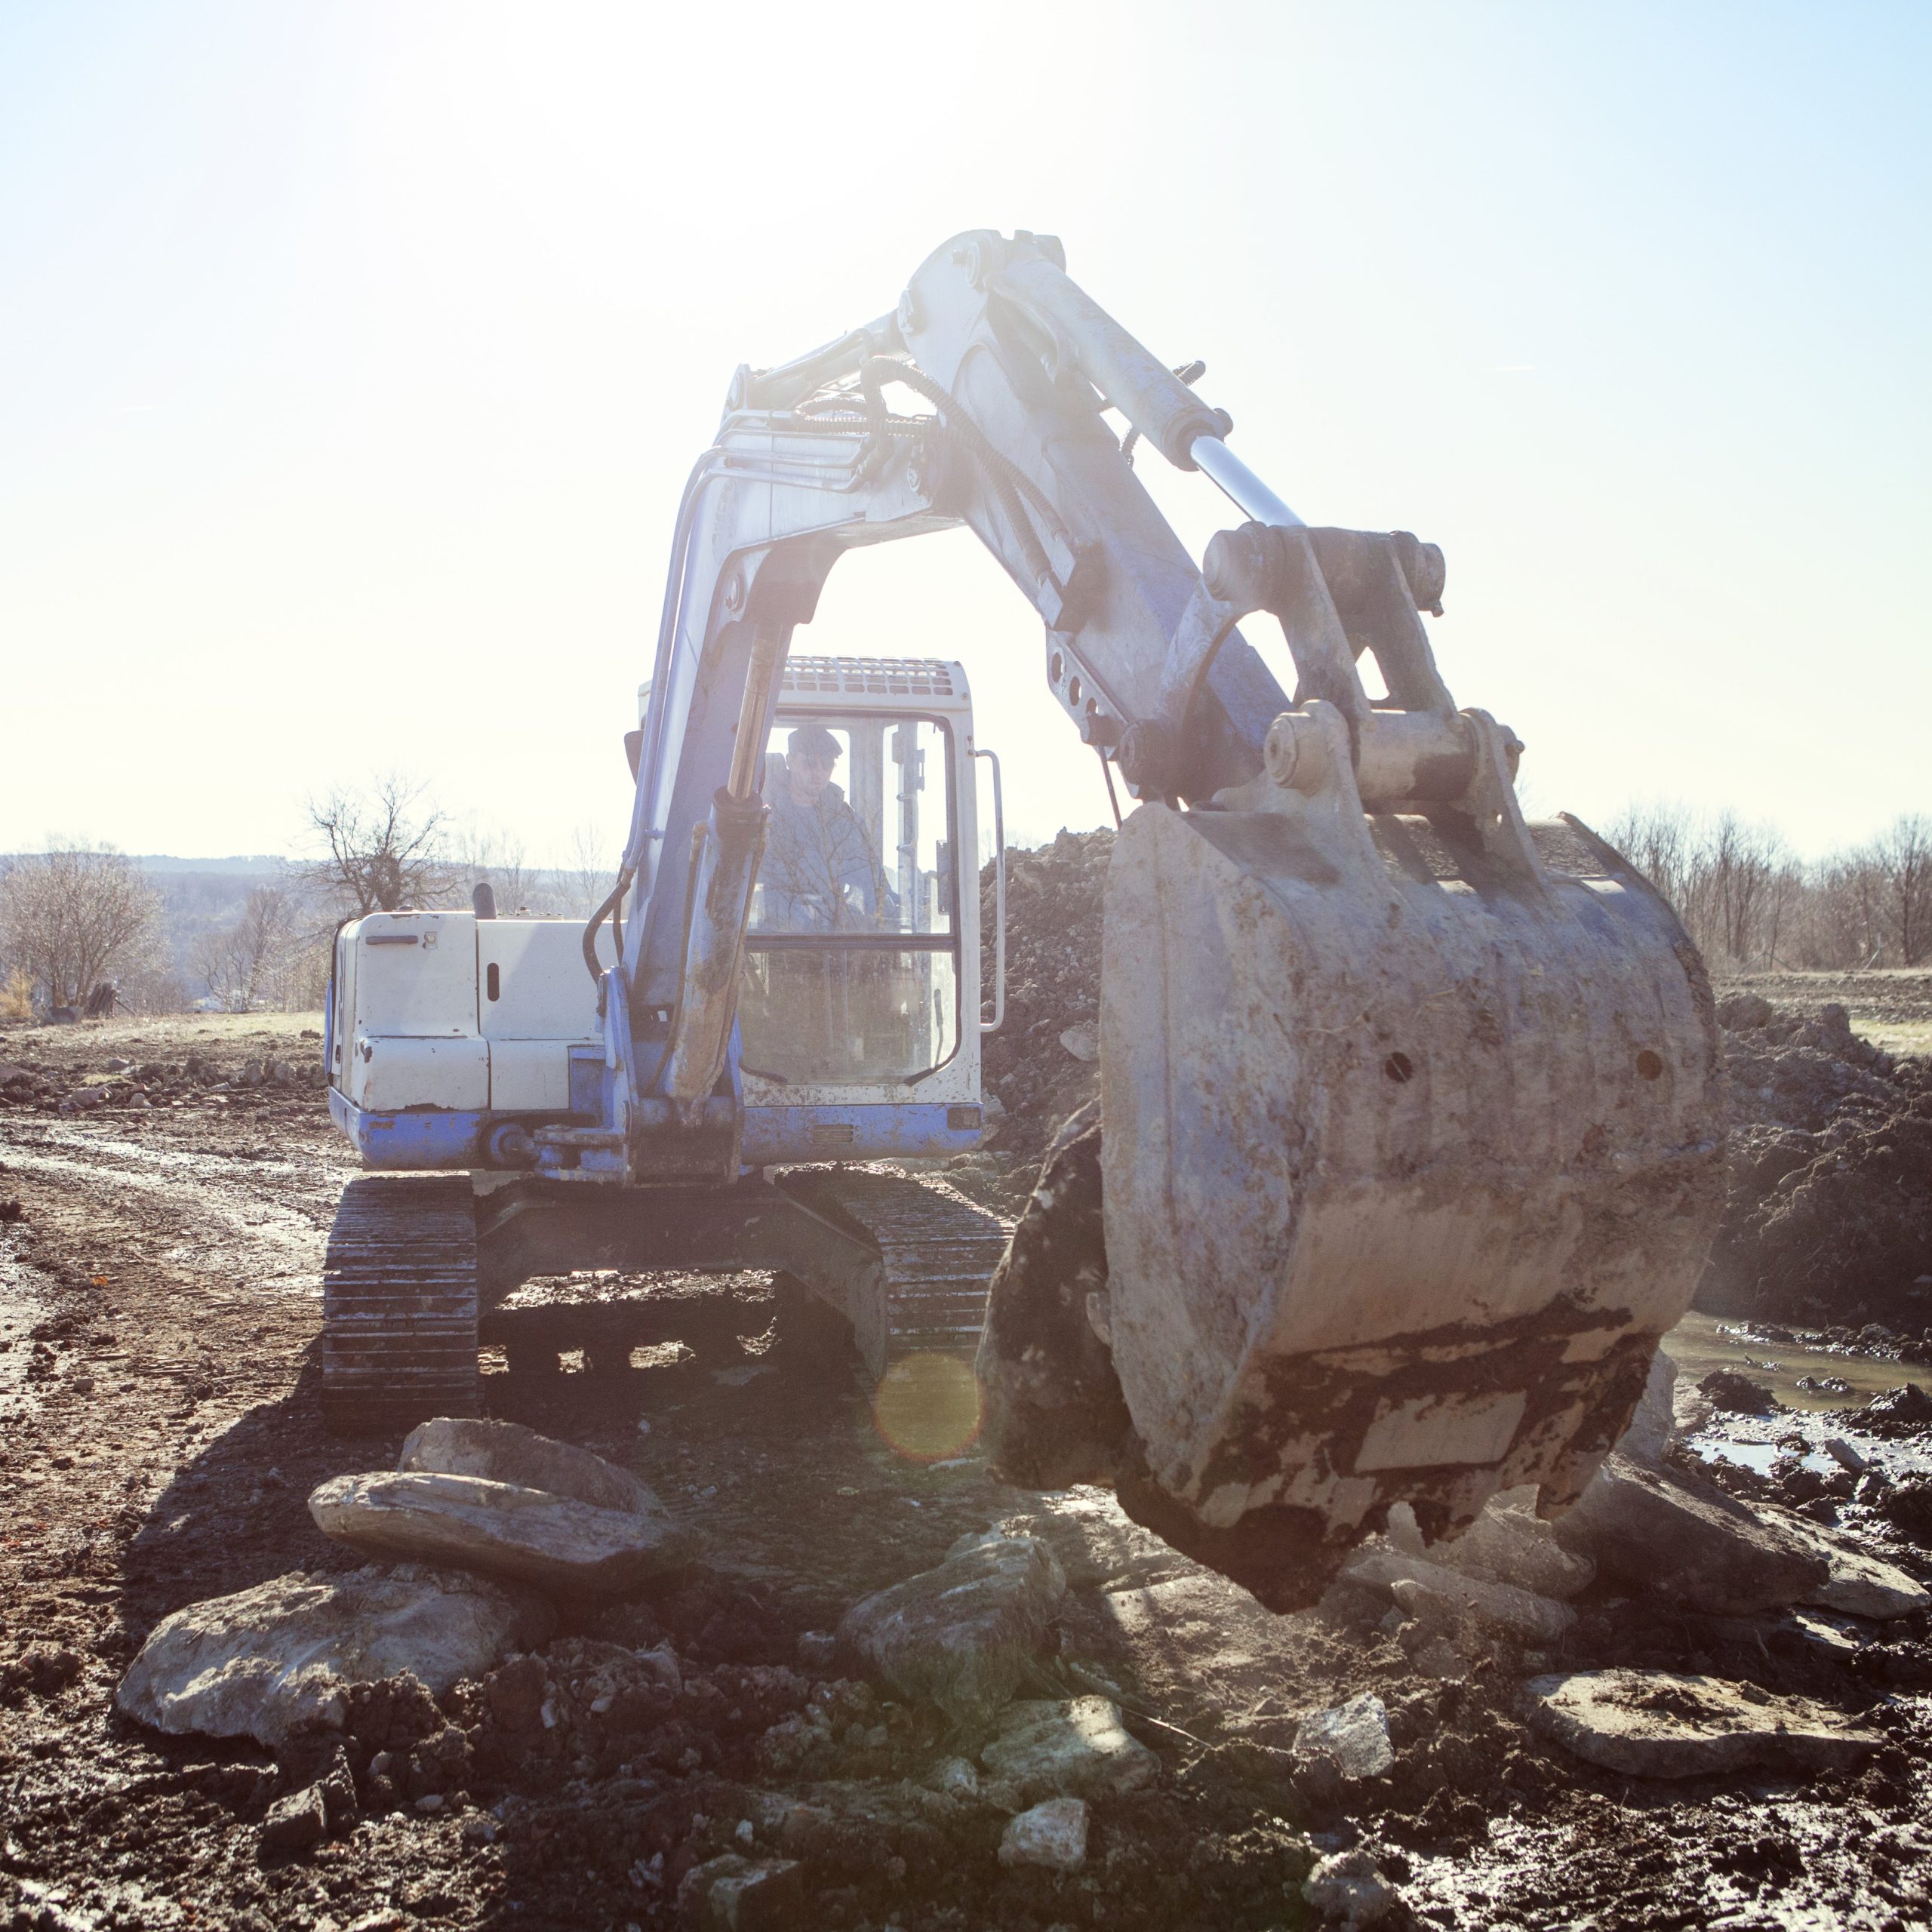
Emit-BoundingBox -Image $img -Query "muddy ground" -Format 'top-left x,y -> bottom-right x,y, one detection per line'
3,1008 -> 1932,1931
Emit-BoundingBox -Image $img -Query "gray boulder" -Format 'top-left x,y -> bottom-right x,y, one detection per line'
260,1783 -> 328,1855
1420,1489 -> 1596,1600
998,1797 -> 1089,1872
400,1417 -> 663,1515
1551,1452 -> 1828,1614
979,1695 -> 1158,1804
676,1853 -> 803,1930
1302,1847 -> 1401,1927
1292,1692 -> 1394,1783
116,1564 -> 548,1747
1524,1668 -> 1883,1778
309,1469 -> 686,1595
836,1531 -> 1066,1728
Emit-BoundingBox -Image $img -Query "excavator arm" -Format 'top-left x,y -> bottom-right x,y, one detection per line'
558,229 -> 1724,1607
591,231 -> 1301,1175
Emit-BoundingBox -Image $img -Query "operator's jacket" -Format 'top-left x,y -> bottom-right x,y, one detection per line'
757,781 -> 898,932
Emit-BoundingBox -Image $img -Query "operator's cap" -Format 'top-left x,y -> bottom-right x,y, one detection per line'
787,724 -> 842,761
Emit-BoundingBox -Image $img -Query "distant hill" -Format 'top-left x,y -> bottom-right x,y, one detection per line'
129,855 -> 291,875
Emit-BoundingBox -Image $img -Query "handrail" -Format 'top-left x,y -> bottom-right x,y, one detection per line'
973,747 -> 1005,1035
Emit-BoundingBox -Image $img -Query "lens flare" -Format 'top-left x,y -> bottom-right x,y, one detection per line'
871,1352 -> 983,1463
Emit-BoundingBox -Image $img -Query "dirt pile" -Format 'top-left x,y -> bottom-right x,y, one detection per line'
975,829 -> 1112,1168
1702,997 -> 1932,1341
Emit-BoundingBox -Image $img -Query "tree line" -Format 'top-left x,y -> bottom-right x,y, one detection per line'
1605,804 -> 1930,971
5,783 -> 1925,1020
0,777 -> 614,1020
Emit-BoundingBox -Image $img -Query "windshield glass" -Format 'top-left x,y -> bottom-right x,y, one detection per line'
740,712 -> 958,1083
748,716 -> 952,937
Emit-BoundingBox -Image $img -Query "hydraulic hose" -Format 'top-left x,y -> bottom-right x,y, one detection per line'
582,863 -> 634,991
858,358 -> 1066,593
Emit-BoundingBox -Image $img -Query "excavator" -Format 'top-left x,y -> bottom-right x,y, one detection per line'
321,230 -> 1727,1608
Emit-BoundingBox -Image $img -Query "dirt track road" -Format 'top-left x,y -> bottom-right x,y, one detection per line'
3,1012 -> 1930,1931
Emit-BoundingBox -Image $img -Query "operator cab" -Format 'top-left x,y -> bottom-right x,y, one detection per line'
743,706 -> 956,1083
656,653 -> 998,1164
325,654 -> 1001,1177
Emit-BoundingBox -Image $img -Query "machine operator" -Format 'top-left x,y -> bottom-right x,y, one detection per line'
757,724 -> 897,932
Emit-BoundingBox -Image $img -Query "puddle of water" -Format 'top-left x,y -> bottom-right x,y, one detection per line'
1663,1309 -> 1928,1413
1696,1439 -> 1837,1477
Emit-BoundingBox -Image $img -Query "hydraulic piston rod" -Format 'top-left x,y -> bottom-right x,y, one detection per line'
1190,435 -> 1304,531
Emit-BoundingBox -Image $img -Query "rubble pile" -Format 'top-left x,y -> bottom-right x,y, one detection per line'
0,1041 -> 326,1114
1705,995 -> 1932,1340
107,1423 -> 1316,1930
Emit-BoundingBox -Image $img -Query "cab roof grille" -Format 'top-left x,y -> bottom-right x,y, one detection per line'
780,655 -> 955,698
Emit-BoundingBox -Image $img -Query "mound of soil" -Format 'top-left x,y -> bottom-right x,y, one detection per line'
1701,998 -> 1932,1340
977,829 -> 1112,1168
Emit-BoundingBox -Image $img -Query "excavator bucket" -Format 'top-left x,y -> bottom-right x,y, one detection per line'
980,525 -> 1727,1609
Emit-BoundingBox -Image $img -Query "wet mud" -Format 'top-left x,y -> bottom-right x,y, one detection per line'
2,1011 -> 1930,1930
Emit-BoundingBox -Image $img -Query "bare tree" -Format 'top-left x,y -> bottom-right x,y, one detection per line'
565,820 -> 613,918
1604,799 -> 1932,971
1703,812 -> 1790,965
192,885 -> 298,1011
303,776 -> 452,918
1872,813 -> 1932,967
454,822 -> 546,916
0,846 -> 162,1011
1797,848 -> 1887,968
1605,803 -> 1793,965
1603,801 -> 1697,914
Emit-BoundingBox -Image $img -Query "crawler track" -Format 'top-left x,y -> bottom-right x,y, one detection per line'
320,1174 -> 481,1433
800,1167 -> 1014,1364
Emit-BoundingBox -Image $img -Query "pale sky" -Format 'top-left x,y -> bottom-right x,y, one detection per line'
2,2 -> 1927,866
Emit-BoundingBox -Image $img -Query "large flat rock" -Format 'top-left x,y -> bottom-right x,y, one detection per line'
115,1564 -> 549,1747
979,1695 -> 1158,1804
1551,1452 -> 1828,1614
836,1531 -> 1066,1729
1097,1568 -> 1313,1718
1756,1504 -> 1932,1620
1345,1546 -> 1575,1644
400,1417 -> 661,1516
309,1470 -> 686,1596
1524,1668 -> 1884,1779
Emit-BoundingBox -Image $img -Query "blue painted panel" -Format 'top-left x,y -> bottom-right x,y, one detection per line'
330,1088 -> 485,1171
742,1103 -> 980,1165
328,1086 -> 981,1176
